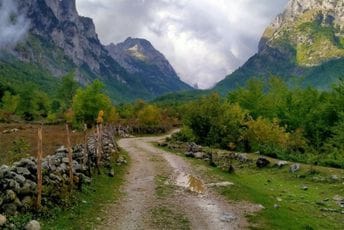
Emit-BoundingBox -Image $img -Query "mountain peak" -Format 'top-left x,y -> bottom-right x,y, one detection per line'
117,37 -> 157,61
106,37 -> 191,95
215,0 -> 344,93
4,0 -> 191,102
107,37 -> 175,73
260,0 -> 344,67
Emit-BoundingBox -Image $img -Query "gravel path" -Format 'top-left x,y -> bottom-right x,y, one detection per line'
99,134 -> 260,230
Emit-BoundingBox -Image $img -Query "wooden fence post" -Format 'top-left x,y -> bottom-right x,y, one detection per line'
65,124 -> 74,190
36,125 -> 43,210
83,124 -> 88,167
83,124 -> 92,177
95,110 -> 104,175
95,124 -> 101,174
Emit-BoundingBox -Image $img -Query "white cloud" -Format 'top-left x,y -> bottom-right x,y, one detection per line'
76,0 -> 288,89
0,0 -> 30,49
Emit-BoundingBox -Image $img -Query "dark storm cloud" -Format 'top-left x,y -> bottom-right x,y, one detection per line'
77,0 -> 288,88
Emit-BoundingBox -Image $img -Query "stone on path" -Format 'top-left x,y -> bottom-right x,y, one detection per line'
289,163 -> 300,173
25,220 -> 41,230
256,157 -> 270,168
0,214 -> 7,226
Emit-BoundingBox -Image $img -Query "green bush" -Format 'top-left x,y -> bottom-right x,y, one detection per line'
172,126 -> 196,142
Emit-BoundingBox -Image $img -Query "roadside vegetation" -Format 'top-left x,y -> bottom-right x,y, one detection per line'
0,71 -> 176,130
41,151 -> 128,229
6,151 -> 128,229
175,77 -> 344,168
0,72 -> 178,164
158,141 -> 344,229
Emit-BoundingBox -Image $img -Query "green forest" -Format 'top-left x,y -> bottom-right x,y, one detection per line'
0,71 -> 174,131
175,77 -> 344,168
1,72 -> 344,168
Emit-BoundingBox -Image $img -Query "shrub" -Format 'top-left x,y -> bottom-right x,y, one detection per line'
242,117 -> 306,158
172,126 -> 196,142
72,80 -> 113,126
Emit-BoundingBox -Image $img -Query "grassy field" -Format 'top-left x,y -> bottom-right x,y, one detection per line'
160,146 -> 344,230
0,123 -> 86,165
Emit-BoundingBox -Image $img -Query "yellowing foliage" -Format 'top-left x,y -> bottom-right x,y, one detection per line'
137,105 -> 162,126
243,117 -> 306,155
97,110 -> 104,124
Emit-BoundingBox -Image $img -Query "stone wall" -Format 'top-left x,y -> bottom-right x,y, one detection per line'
0,129 -> 118,216
112,124 -> 169,136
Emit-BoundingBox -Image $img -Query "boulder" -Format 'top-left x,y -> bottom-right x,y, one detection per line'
56,146 -> 68,153
14,174 -> 26,184
184,152 -> 195,158
14,197 -> 23,208
25,220 -> 41,230
17,159 -> 36,172
276,161 -> 288,168
81,174 -> 92,184
256,157 -> 270,168
117,156 -> 127,164
49,173 -> 62,183
108,169 -> 115,177
333,195 -> 344,202
228,165 -> 235,173
301,185 -> 308,191
289,163 -> 300,173
187,142 -> 202,152
21,196 -> 33,208
0,214 -> 6,226
59,163 -> 68,173
194,152 -> 205,159
8,180 -> 21,193
0,165 -> 10,177
62,158 -> 70,164
330,175 -> 339,181
16,167 -> 31,176
2,203 -> 17,215
219,212 -> 236,222
5,190 -> 16,202
207,182 -> 234,187
19,181 -> 36,195
237,154 -> 248,163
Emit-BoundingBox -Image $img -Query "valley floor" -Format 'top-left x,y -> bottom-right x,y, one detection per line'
99,134 -> 259,230
41,132 -> 344,229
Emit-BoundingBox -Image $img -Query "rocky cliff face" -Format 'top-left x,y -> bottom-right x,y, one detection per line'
1,0 -> 189,101
107,37 -> 191,96
260,0 -> 344,66
215,0 -> 344,93
15,0 -> 116,79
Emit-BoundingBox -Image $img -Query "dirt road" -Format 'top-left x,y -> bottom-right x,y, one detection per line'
100,134 -> 260,230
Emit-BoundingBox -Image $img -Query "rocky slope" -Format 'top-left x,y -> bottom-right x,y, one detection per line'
215,0 -> 344,93
0,0 -> 189,101
107,38 -> 191,96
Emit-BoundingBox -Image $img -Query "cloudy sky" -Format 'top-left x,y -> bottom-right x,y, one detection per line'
76,0 -> 288,89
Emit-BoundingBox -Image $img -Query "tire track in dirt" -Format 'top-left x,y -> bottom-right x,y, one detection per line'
100,134 -> 260,230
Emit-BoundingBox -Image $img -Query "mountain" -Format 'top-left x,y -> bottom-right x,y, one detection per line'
215,0 -> 344,94
0,0 -> 189,102
106,38 -> 192,96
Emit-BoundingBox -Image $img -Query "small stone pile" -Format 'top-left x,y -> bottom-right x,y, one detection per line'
0,129 -> 118,216
112,125 -> 133,138
184,142 -> 204,159
112,124 -> 168,136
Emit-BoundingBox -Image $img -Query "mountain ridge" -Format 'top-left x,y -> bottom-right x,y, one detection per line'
0,0 -> 190,102
106,37 -> 192,96
214,0 -> 344,94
